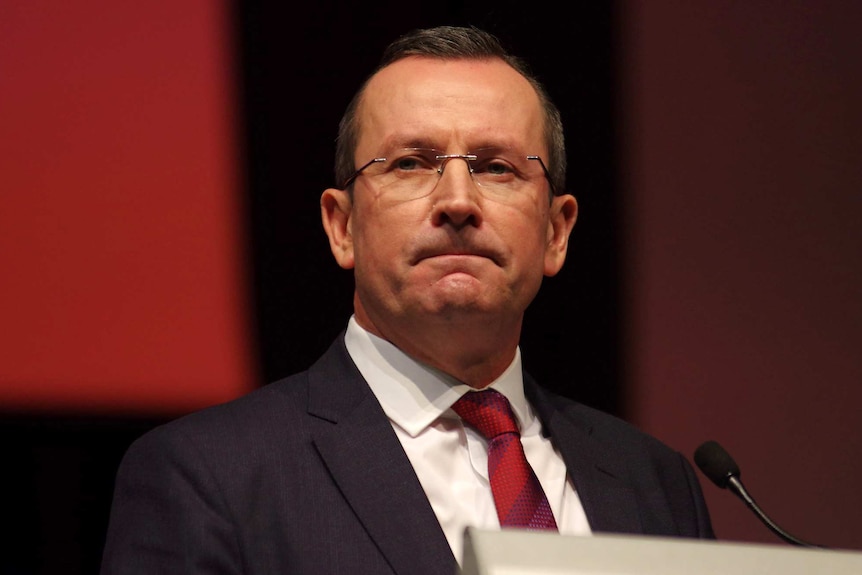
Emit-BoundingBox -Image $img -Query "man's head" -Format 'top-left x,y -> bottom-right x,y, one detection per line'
320,25 -> 578,386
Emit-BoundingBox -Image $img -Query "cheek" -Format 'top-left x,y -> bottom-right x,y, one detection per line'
505,208 -> 548,251
351,210 -> 407,271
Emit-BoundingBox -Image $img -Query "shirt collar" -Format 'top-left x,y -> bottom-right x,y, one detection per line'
343,315 -> 530,437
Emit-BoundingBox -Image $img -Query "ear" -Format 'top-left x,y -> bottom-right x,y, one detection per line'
320,188 -> 355,269
544,193 -> 578,276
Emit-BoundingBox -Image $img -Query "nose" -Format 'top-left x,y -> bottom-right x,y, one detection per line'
430,156 -> 483,229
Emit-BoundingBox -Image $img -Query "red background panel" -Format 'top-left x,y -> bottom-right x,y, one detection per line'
0,0 -> 255,414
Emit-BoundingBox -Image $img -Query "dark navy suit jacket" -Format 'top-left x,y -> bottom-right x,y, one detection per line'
101,334 -> 714,574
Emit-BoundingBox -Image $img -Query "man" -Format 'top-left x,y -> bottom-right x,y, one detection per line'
101,25 -> 713,574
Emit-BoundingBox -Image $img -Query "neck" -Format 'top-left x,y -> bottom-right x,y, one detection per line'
353,306 -> 522,389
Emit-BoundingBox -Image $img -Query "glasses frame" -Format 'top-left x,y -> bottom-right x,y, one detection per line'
341,150 -> 557,196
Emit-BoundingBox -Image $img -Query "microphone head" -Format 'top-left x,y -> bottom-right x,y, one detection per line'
694,440 -> 741,489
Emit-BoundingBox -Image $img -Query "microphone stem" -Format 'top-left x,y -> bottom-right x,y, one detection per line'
727,476 -> 824,549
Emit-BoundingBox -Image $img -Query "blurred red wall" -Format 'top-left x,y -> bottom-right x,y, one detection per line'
0,0 -> 255,415
620,1 -> 862,551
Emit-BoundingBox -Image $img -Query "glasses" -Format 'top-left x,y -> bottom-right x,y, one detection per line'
341,147 -> 556,200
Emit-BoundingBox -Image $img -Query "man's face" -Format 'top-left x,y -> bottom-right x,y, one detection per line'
322,56 -> 577,341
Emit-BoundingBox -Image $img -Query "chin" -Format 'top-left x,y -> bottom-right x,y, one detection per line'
422,296 -> 500,320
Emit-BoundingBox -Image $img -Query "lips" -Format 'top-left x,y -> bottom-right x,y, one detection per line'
412,244 -> 502,266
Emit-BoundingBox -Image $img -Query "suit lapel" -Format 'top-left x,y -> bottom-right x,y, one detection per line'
525,378 -> 644,534
306,337 -> 456,575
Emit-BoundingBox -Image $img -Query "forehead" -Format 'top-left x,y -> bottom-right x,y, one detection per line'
357,56 -> 545,155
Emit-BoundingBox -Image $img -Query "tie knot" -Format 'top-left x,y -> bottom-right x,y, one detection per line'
452,389 -> 519,439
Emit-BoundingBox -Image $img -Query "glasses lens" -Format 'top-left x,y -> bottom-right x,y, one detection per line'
469,149 -> 548,198
364,148 -> 440,198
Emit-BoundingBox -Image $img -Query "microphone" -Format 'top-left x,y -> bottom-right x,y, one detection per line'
693,440 -> 826,549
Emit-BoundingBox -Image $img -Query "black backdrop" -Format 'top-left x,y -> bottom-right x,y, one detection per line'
2,2 -> 620,573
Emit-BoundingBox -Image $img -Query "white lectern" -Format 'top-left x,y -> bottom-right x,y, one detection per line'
460,527 -> 862,575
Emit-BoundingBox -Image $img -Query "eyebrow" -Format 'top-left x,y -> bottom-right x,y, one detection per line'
380,138 -> 527,156
469,137 -> 529,153
380,136 -> 440,152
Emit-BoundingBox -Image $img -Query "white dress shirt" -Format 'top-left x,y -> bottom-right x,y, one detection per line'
343,316 -> 592,564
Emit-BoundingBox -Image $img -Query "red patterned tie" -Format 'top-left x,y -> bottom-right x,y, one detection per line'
452,389 -> 558,530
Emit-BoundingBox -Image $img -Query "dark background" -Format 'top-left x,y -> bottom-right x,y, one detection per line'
2,3 -> 620,573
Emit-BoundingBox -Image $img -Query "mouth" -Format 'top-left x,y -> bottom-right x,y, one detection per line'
413,247 -> 501,267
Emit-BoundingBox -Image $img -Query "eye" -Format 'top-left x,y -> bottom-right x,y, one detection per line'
473,157 -> 517,178
390,150 -> 438,173
394,156 -> 421,171
485,159 -> 514,176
